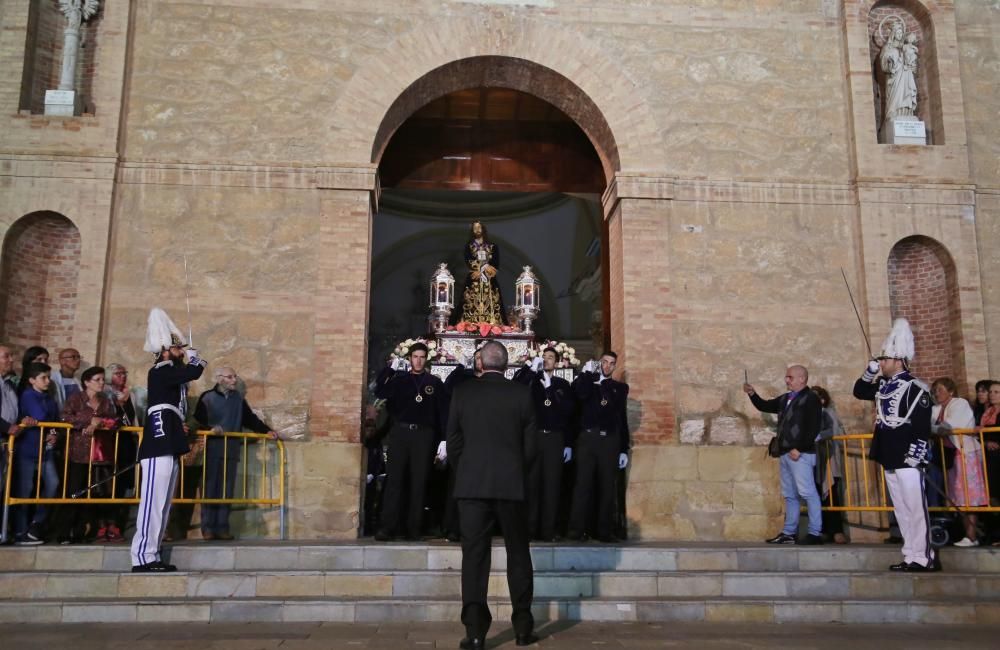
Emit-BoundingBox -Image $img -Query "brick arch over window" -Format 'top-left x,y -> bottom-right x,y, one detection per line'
0,212 -> 82,352
887,235 -> 966,387
328,14 -> 662,177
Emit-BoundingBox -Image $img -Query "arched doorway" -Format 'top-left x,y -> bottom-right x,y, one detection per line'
361,58 -> 620,537
887,235 -> 966,387
0,211 -> 82,355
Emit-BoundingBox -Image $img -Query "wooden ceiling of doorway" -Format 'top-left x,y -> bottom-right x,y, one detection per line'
379,88 -> 606,194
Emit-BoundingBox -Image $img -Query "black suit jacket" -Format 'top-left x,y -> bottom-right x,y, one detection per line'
446,372 -> 538,501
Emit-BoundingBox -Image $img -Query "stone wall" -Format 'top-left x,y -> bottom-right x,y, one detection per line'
1,0 -> 998,540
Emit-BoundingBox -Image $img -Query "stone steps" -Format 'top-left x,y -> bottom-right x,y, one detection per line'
1,542 -> 997,624
1,569 -> 996,601
0,596 -> 996,625
3,542 -> 999,573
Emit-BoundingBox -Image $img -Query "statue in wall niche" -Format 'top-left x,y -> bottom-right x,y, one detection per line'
877,17 -> 918,124
57,0 -> 101,92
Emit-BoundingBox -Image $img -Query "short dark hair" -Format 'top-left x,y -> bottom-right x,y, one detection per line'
408,342 -> 429,357
542,347 -> 558,358
602,351 -> 618,360
932,377 -> 958,397
81,366 -> 105,384
811,385 -> 832,408
480,341 -> 508,371
23,362 -> 51,382
976,379 -> 994,392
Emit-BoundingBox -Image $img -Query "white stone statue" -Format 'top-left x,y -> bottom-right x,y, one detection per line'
877,18 -> 918,123
57,0 -> 101,92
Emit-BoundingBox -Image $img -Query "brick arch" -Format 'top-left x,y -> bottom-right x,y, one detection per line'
0,211 -> 82,353
329,14 -> 663,179
887,235 -> 966,387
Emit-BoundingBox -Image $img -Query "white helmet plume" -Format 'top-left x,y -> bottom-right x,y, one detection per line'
879,317 -> 915,362
143,307 -> 187,354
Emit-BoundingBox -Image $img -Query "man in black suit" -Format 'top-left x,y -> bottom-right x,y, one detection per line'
447,340 -> 539,649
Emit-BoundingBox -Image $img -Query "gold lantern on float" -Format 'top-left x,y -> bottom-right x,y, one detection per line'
514,265 -> 541,335
429,263 -> 455,333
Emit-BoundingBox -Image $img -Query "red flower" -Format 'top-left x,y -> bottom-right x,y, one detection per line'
490,325 -> 502,335
478,322 -> 492,337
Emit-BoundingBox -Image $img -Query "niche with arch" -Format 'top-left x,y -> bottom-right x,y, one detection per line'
868,1 -> 944,144
887,235 -> 965,387
0,212 -> 82,351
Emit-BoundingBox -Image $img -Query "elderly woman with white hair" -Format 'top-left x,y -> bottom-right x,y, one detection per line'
100,363 -> 146,542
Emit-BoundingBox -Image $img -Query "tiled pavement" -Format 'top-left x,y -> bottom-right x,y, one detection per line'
1,621 -> 999,649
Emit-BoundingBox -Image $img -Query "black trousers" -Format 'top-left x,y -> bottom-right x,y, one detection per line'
458,498 -> 534,641
379,423 -> 435,537
528,430 -> 564,540
569,429 -> 619,539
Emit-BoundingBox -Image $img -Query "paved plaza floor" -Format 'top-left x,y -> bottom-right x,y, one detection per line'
1,621 -> 998,649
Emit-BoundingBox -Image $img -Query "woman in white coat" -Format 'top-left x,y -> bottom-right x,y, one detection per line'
931,377 -> 985,547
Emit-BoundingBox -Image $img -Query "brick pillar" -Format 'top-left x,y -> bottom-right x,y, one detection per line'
289,178 -> 375,539
604,177 -> 676,445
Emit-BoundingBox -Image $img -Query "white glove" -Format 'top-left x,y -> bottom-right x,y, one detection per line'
582,360 -> 596,374
618,453 -> 629,470
563,447 -> 572,463
436,441 -> 447,461
531,356 -> 544,372
366,473 -> 374,484
185,348 -> 203,364
390,357 -> 403,371
862,359 -> 880,382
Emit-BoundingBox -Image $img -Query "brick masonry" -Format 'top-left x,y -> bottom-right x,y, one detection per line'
0,1 -> 999,540
887,235 -> 965,387
0,211 -> 81,354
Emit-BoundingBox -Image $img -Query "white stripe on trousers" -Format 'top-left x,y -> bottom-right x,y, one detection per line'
130,456 -> 179,567
884,467 -> 935,567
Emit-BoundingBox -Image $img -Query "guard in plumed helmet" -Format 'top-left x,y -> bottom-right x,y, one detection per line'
853,318 -> 938,572
130,308 -> 208,573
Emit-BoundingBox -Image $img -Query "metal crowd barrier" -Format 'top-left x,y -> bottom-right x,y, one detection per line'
1,423 -> 286,543
817,426 -> 1000,513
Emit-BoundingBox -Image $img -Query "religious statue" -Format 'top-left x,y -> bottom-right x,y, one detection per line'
458,221 -> 506,325
57,0 -> 101,91
878,18 -> 918,125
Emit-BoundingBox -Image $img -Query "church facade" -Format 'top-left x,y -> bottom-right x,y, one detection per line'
1,0 -> 998,540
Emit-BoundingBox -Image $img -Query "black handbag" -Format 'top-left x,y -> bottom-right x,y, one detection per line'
767,436 -> 782,459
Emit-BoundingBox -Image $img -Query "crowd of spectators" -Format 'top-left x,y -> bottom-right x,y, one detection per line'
0,343 -> 272,546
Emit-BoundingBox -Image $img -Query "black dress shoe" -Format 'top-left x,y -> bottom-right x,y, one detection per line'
888,561 -> 909,571
458,637 -> 484,649
131,561 -> 176,573
798,534 -> 824,545
515,633 -> 540,646
765,533 -> 796,545
903,561 -> 932,572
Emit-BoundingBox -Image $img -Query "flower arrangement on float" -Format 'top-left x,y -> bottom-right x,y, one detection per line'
518,340 -> 581,368
390,337 -> 456,363
445,321 -> 521,337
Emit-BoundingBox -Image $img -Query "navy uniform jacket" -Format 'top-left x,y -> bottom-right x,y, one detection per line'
374,367 -> 448,438
572,371 -> 631,454
853,370 -> 931,470
138,357 -> 207,461
512,367 -> 575,447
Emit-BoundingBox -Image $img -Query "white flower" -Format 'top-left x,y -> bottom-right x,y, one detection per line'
556,343 -> 566,352
567,347 -> 575,355
427,341 -> 437,349
393,347 -> 401,356
400,347 -> 409,356
528,349 -> 537,357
